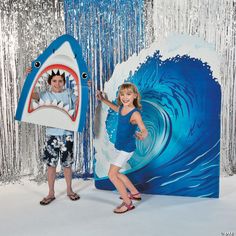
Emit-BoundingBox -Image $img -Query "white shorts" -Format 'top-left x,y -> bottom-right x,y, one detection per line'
111,149 -> 134,167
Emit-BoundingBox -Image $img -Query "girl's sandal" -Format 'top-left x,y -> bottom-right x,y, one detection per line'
113,201 -> 135,214
129,192 -> 142,201
120,192 -> 142,201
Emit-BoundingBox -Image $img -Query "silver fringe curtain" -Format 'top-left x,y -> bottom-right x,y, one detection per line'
0,0 -> 65,182
153,0 -> 236,176
0,0 -> 235,183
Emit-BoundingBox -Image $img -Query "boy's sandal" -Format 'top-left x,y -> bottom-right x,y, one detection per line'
120,192 -> 142,201
113,201 -> 135,214
68,193 -> 80,201
40,196 -> 56,205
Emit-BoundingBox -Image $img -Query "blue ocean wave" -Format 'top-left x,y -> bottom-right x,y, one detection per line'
97,51 -> 221,198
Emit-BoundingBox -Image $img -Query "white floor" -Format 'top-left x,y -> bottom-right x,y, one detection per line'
0,176 -> 235,236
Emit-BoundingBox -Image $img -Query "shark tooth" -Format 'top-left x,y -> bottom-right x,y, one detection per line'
73,86 -> 78,91
35,82 -> 41,87
52,99 -> 57,106
68,109 -> 74,116
59,69 -> 65,75
52,69 -> 58,74
32,101 -> 39,109
65,71 -> 70,78
42,73 -> 49,79
68,75 -> 74,81
74,91 -> 78,96
38,77 -> 44,82
45,99 -> 51,105
64,104 -> 70,111
47,70 -> 52,76
39,99 -> 45,106
58,101 -> 64,108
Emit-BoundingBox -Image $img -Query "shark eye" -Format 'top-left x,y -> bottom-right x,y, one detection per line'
34,61 -> 41,68
82,72 -> 87,79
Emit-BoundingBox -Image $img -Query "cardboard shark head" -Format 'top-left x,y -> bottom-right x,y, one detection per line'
15,34 -> 89,132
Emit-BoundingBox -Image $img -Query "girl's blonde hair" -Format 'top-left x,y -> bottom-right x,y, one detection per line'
117,83 -> 142,109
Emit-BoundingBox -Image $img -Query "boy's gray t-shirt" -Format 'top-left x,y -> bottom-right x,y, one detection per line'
40,89 -> 76,136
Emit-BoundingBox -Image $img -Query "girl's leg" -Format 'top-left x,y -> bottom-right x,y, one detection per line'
117,173 -> 141,197
108,165 -> 131,205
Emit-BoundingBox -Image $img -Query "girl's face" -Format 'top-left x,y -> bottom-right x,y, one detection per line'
119,88 -> 137,107
50,75 -> 65,93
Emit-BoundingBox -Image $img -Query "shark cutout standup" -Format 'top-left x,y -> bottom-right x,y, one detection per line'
15,35 -> 90,132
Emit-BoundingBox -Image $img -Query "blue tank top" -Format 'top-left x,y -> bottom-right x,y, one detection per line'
115,106 -> 139,152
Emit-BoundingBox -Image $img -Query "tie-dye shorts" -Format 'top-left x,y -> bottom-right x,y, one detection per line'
42,135 -> 74,168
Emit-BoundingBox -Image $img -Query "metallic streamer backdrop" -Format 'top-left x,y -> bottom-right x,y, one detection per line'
63,0 -> 152,181
0,0 -> 235,183
153,0 -> 236,176
0,0 -> 65,182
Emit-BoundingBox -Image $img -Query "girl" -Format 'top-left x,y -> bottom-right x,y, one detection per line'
97,83 -> 148,214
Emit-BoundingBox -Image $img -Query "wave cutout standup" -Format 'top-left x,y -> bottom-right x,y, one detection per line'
15,34 -> 90,132
95,51 -> 221,198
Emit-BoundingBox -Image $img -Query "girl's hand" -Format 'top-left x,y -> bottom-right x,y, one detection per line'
135,131 -> 147,140
96,91 -> 119,112
96,90 -> 105,101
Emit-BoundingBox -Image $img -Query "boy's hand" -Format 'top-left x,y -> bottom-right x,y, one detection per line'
87,80 -> 92,87
25,67 -> 32,74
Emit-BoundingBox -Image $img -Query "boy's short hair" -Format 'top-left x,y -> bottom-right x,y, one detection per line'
48,70 -> 65,85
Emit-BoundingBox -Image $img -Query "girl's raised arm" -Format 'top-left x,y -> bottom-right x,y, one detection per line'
96,90 -> 119,112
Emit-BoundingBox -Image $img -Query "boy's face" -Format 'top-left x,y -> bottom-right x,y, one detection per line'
50,75 -> 65,93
